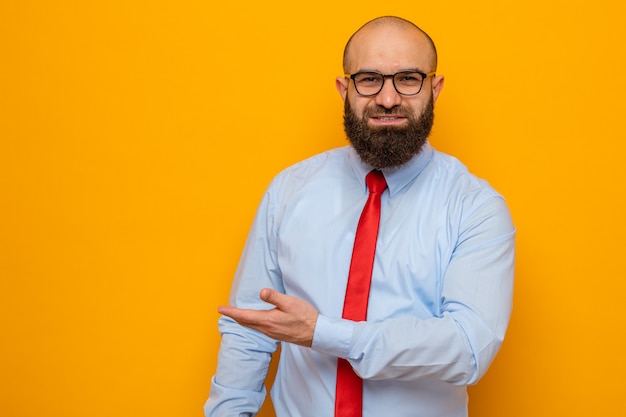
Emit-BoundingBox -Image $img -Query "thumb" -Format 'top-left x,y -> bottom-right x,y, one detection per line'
260,288 -> 282,307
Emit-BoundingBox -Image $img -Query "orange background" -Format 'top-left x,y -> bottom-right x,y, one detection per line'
2,1 -> 625,416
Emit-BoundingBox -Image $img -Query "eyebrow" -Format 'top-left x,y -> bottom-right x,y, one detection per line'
352,68 -> 427,74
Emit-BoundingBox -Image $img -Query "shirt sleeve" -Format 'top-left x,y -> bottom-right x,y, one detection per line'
204,186 -> 282,416
311,195 -> 515,385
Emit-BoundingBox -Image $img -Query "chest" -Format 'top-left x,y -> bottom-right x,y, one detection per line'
275,186 -> 458,320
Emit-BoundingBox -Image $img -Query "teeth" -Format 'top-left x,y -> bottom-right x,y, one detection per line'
378,117 -> 397,121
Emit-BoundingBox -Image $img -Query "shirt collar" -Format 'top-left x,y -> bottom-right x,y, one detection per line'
349,142 -> 434,198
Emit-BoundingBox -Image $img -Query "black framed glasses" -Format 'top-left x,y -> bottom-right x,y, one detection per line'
345,70 -> 436,96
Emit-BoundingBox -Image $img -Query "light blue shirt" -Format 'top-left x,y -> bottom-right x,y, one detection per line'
205,143 -> 515,417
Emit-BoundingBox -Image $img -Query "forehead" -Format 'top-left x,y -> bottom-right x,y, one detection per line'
346,25 -> 433,73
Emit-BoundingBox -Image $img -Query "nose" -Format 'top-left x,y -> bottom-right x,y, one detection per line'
374,77 -> 402,109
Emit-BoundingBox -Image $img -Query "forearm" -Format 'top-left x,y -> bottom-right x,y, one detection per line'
204,318 -> 279,416
311,200 -> 515,384
312,313 -> 478,384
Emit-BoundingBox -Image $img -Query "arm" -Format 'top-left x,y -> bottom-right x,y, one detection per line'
221,196 -> 515,386
218,288 -> 318,347
315,196 -> 515,384
205,318 -> 277,417
204,188 -> 283,417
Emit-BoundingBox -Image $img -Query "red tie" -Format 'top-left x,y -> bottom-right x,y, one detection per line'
335,170 -> 387,417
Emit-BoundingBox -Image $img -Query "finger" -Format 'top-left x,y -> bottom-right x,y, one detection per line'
218,305 -> 258,324
217,305 -> 242,322
259,288 -> 284,308
217,305 -> 234,316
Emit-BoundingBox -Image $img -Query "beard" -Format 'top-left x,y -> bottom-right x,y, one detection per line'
343,96 -> 434,169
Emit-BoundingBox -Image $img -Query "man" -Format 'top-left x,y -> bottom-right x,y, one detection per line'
205,16 -> 515,417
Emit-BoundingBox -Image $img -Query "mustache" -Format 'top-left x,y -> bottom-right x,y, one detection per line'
363,105 -> 414,118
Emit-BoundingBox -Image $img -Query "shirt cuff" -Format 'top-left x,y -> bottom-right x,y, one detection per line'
311,314 -> 355,358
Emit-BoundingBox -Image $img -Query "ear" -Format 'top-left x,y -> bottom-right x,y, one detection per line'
431,74 -> 445,102
336,76 -> 349,101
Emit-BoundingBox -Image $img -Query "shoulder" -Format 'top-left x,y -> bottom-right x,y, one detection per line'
423,149 -> 515,236
419,149 -> 512,225
269,147 -> 352,190
280,147 -> 350,176
427,149 -> 502,200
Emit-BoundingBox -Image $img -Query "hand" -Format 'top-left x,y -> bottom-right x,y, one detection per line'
218,288 -> 319,347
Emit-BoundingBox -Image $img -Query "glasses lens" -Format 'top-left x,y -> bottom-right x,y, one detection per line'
353,72 -> 384,96
393,72 -> 424,95
352,72 -> 426,96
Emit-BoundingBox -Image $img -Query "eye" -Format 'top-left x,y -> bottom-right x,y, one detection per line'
395,73 -> 422,85
355,73 -> 382,85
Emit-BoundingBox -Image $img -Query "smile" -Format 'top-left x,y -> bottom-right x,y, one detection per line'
370,115 -> 407,125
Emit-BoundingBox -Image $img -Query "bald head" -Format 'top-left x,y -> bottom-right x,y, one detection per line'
342,16 -> 438,74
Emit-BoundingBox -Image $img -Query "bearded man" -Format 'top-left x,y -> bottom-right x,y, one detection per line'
205,16 -> 515,417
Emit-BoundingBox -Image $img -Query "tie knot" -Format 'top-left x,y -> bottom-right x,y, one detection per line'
365,170 -> 387,194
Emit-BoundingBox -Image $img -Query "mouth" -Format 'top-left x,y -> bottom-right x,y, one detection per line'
376,116 -> 403,121
369,115 -> 408,126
